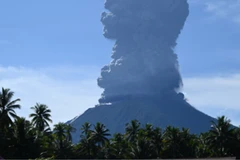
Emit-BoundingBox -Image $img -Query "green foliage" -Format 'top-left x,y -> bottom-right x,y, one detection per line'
0,87 -> 21,132
29,103 -> 52,132
0,87 -> 239,159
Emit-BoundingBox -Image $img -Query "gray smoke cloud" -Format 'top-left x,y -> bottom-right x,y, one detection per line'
98,0 -> 189,103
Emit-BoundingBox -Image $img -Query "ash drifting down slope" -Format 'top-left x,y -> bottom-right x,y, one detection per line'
69,0 -> 215,143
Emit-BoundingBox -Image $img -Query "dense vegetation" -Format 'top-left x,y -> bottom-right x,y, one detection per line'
0,87 -> 240,159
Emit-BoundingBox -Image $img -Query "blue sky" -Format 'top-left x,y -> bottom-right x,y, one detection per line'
0,0 -> 240,126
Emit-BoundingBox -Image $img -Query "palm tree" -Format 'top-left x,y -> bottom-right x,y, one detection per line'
39,126 -> 57,158
90,122 -> 110,147
53,123 -> 75,159
151,127 -> 163,158
196,132 -> 212,158
53,122 -> 68,154
80,122 -> 92,139
78,136 -> 94,158
29,103 -> 52,132
13,117 -> 32,143
65,124 -> 76,142
88,122 -> 110,158
79,122 -> 93,158
179,128 -> 198,158
137,124 -> 154,139
0,87 -> 21,131
144,124 -> 154,137
12,117 -> 41,158
111,133 -> 129,158
130,136 -> 154,159
12,117 -> 31,158
162,126 -> 182,158
125,120 -> 140,142
208,116 -> 235,157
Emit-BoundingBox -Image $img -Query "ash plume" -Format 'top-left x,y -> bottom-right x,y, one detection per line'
98,0 -> 189,103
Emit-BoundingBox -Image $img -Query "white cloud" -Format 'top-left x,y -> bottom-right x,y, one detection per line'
184,74 -> 240,109
0,66 -> 102,126
1,66 -> 239,126
190,0 -> 240,24
183,74 -> 240,125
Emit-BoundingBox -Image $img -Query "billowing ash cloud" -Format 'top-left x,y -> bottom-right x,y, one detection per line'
98,0 -> 189,103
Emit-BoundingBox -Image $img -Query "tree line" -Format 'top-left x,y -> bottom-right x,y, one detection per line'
0,87 -> 240,159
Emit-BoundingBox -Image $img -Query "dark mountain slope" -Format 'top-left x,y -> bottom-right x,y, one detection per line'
69,93 -> 215,144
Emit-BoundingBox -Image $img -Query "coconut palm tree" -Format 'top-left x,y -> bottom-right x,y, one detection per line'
196,132 -> 212,158
13,117 -> 31,157
90,122 -> 110,147
87,122 -> 111,158
110,133 -> 130,158
162,126 -> 182,158
53,122 -> 67,150
29,103 -> 52,132
151,127 -> 163,158
208,116 -> 235,157
53,122 -> 75,159
179,128 -> 198,158
13,117 -> 32,143
12,117 -> 41,158
65,124 -> 76,142
78,136 -> 94,158
79,122 -> 93,158
125,120 -> 140,142
80,122 -> 92,139
0,87 -> 21,131
130,136 -> 154,159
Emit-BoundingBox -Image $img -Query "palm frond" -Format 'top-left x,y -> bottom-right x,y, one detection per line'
7,104 -> 21,110
6,98 -> 21,107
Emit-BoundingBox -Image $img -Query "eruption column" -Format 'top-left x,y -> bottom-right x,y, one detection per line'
98,0 -> 189,103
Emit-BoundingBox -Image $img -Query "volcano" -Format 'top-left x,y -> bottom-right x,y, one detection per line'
68,0 -> 216,143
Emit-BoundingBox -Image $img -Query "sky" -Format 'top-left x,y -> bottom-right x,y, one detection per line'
0,0 -> 240,126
